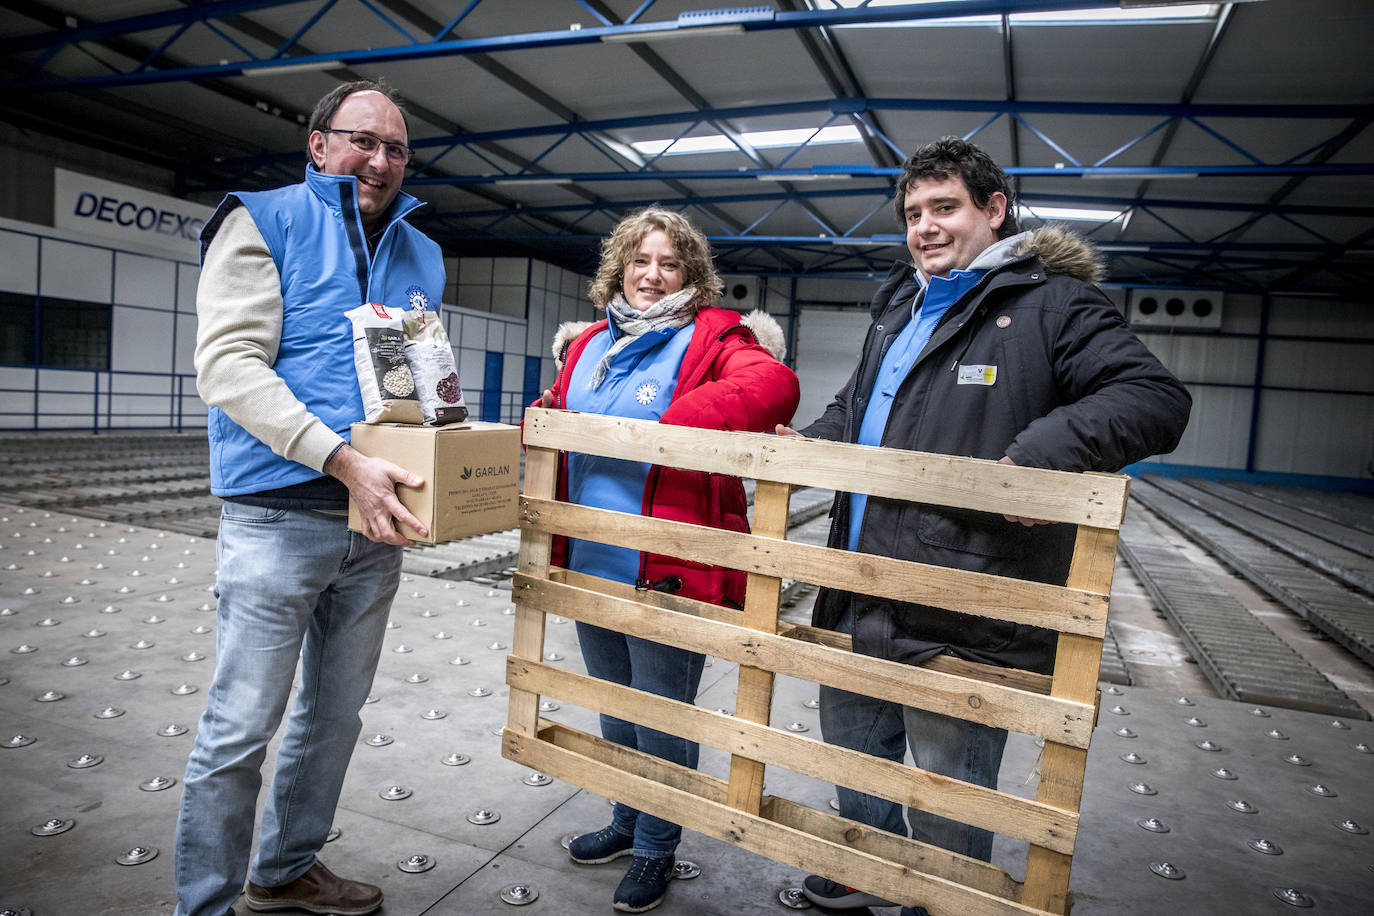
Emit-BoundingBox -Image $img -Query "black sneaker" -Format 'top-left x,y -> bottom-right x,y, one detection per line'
612,855 -> 675,913
800,874 -> 895,909
568,825 -> 634,864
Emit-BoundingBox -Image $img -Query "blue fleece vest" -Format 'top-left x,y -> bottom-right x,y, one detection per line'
201,166 -> 444,497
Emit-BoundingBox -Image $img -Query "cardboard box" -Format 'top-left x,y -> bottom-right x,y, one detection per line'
347,421 -> 521,544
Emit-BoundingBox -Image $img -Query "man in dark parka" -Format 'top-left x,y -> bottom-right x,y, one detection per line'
783,137 -> 1191,914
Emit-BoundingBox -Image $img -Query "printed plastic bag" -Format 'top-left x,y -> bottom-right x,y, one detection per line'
403,309 -> 468,426
347,302 -> 424,424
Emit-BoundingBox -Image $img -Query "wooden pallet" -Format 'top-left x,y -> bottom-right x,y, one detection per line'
504,408 -> 1128,915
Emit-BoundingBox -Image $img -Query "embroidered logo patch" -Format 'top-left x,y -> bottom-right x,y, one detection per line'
406,286 -> 431,311
635,381 -> 661,406
957,364 -> 997,386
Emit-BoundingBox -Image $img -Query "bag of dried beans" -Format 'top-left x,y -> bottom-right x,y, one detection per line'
347,302 -> 424,424
403,309 -> 468,426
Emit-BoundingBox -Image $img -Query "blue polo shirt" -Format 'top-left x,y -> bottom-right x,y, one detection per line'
848,267 -> 986,551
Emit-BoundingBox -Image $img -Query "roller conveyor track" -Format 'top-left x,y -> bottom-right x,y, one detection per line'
1131,475 -> 1374,669
1097,620 -> 1130,686
1217,479 -> 1374,538
1117,510 -> 1366,719
1182,477 -> 1374,560
1145,475 -> 1374,596
15,480 -> 213,509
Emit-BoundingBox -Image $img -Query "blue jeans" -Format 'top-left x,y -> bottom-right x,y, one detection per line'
575,621 -> 706,858
820,687 -> 1008,860
174,503 -> 403,916
819,613 -> 1008,863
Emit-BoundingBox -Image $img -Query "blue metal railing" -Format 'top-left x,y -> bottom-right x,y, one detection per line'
2,366 -> 200,433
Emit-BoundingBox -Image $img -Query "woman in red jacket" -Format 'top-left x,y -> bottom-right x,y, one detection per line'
539,207 -> 798,912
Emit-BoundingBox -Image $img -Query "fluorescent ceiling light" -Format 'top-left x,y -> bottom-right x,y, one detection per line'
491,177 -> 572,186
809,1 -> 1220,27
601,23 -> 744,42
242,59 -> 343,77
753,171 -> 853,182
755,173 -> 851,182
1016,4 -> 1219,23
1082,171 -> 1198,179
1018,204 -> 1124,222
632,125 -> 862,157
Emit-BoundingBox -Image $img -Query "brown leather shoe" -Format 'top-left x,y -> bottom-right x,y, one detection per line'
244,859 -> 383,915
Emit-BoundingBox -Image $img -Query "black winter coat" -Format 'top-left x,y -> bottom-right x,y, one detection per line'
801,228 -> 1191,674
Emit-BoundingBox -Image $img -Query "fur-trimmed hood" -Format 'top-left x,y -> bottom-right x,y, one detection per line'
1012,226 -> 1107,284
552,308 -> 786,371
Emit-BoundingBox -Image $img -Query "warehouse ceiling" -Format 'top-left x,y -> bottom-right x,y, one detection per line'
2,0 -> 1373,298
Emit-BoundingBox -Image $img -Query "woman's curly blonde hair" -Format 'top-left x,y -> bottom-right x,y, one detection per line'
588,207 -> 724,310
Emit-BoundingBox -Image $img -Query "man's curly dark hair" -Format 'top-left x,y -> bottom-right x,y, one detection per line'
894,136 -> 1019,239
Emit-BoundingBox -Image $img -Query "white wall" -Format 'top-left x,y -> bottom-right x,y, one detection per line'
0,218 -> 202,430
1133,292 -> 1374,478
444,255 -> 595,421
793,308 -> 868,429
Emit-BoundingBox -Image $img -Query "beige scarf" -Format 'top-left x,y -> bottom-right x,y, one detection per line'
590,287 -> 699,389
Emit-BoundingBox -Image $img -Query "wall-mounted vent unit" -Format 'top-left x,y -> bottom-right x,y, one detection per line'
1127,288 -> 1223,330
720,275 -> 763,313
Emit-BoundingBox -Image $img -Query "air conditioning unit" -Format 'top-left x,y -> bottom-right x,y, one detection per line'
1127,288 -> 1223,330
720,275 -> 762,313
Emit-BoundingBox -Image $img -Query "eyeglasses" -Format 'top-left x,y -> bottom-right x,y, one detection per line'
319,128 -> 413,165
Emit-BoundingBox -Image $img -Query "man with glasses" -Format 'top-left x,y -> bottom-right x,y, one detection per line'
176,79 -> 443,916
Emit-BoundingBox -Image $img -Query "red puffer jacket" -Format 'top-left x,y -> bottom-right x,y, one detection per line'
541,306 -> 799,607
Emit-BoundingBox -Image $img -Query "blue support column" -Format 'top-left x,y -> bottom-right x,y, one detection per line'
522,355 -> 543,418
787,277 -> 799,370
483,350 -> 504,423
1244,293 -> 1270,474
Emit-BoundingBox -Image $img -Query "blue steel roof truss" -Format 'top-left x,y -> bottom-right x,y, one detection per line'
2,0 -> 1372,294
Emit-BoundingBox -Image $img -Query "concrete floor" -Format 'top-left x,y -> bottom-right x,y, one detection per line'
3,503 -> 1373,915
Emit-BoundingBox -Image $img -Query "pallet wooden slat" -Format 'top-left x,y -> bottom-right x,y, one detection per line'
506,445 -> 557,739
523,408 -> 1129,527
781,624 -> 1054,695
552,570 -> 1055,695
726,479 -> 791,815
1020,525 -> 1117,912
523,497 -> 1110,637
514,572 -> 1095,747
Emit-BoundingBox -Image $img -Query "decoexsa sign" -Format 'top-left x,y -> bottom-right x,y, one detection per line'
54,168 -> 212,259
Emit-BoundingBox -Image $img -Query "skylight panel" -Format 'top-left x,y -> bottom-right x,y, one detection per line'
808,1 -> 1221,27
1018,204 -> 1125,222
631,125 -> 863,157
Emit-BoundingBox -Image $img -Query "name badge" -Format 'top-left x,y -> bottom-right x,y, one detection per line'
957,364 -> 997,386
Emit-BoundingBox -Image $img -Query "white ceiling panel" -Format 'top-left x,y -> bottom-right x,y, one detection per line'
1194,0 -> 1374,105
829,21 -> 1007,100
1011,22 -> 1210,103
